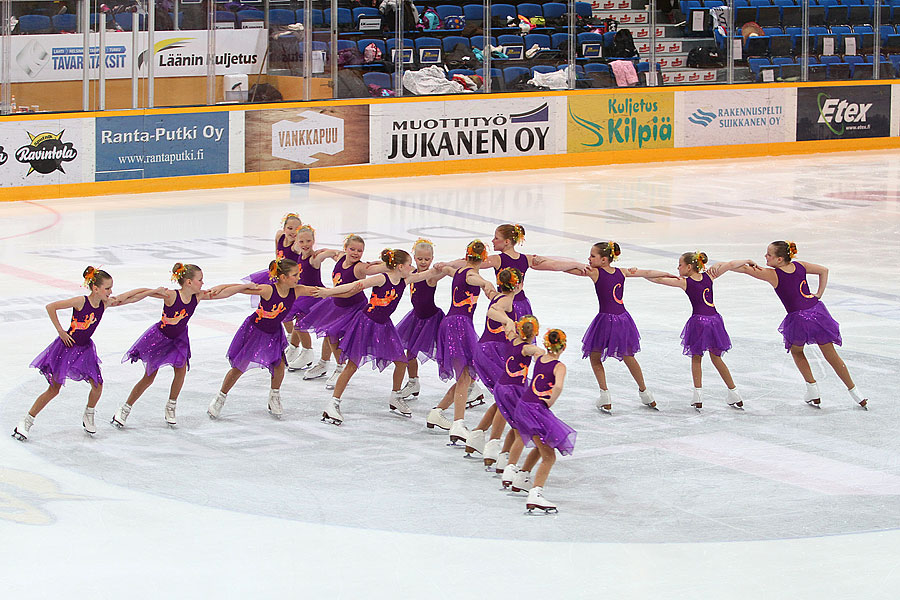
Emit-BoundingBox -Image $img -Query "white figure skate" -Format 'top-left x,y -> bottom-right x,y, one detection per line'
804,382 -> 821,408
848,386 -> 868,410
322,397 -> 343,425
691,388 -> 703,411
726,388 -> 744,410
501,463 -> 518,489
425,407 -> 452,431
639,388 -> 658,410
83,407 -> 97,435
398,377 -> 420,399
12,414 -> 34,441
303,359 -> 330,380
165,400 -> 177,426
268,389 -> 283,418
466,381 -> 486,409
389,391 -> 412,418
288,347 -> 315,371
111,403 -> 131,428
325,364 -> 344,390
448,419 -> 468,446
208,391 -> 227,419
526,486 -> 558,514
483,438 -> 501,468
596,389 -> 612,414
511,469 -> 532,493
464,429 -> 485,457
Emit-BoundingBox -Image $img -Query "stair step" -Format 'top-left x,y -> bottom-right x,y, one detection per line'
661,68 -> 719,84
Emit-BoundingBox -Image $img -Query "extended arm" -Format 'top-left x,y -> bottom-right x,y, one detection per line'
45,296 -> 84,347
646,276 -> 687,289
406,267 -> 441,285
530,255 -> 589,274
201,283 -> 257,301
709,259 -> 777,286
466,270 -> 497,296
624,267 -> 677,279
309,249 -> 340,268
317,274 -> 384,297
108,287 -> 165,307
799,261 -> 829,298
522,344 -> 548,358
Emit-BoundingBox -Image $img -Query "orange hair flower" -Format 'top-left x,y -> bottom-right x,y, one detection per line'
543,329 -> 567,352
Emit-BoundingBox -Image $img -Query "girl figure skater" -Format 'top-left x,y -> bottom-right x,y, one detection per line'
514,329 -> 577,514
567,241 -> 673,413
317,249 -> 435,425
709,241 -> 868,409
646,252 -> 744,411
298,234 -> 380,389
207,258 -> 317,420
465,267 -> 523,460
113,263 -> 254,429
394,238 -> 447,401
13,267 -> 161,440
285,225 -> 340,372
428,240 -> 496,445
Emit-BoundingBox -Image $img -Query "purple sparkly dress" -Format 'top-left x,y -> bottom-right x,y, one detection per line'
396,274 -> 445,364
774,262 -> 841,350
31,296 -> 105,386
227,285 -> 295,374
435,267 -> 481,382
515,358 -> 576,456
246,234 -> 301,285
296,256 -> 366,341
581,267 -> 641,361
495,252 -> 533,317
493,341 -> 531,429
290,252 -> 324,325
124,291 -> 198,374
680,273 -> 732,356
473,294 -> 518,393
338,275 -> 408,372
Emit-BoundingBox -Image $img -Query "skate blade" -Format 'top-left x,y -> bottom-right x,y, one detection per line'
402,392 -> 420,400
321,413 -> 342,426
12,431 -> 25,441
859,400 -> 868,410
511,486 -> 529,493
207,412 -> 218,420
302,373 -> 326,380
483,458 -> 496,467
83,427 -> 96,436
644,403 -> 660,411
166,422 -> 177,428
446,438 -> 465,447
287,362 -> 313,372
728,402 -> 744,410
110,418 -> 125,429
598,406 -> 612,414
463,452 -> 481,459
426,423 -> 450,431
500,482 -> 512,490
525,506 -> 558,515
805,399 -> 822,409
390,408 -> 412,418
463,445 -> 481,455
466,398 -> 485,409
691,403 -> 702,412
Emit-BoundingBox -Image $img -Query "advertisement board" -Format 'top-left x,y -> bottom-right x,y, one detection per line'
568,92 -> 675,153
676,88 -> 796,147
95,112 -> 231,181
245,106 -> 370,171
369,97 -> 566,164
0,119 -> 91,187
10,30 -> 267,83
796,85 -> 891,141
892,84 -> 900,138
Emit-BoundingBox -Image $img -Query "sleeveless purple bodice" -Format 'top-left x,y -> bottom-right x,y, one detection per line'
480,294 -> 517,343
332,257 -> 366,308
498,342 -> 532,386
68,297 -> 104,346
365,276 -> 406,324
685,273 -> 718,317
775,263 -> 819,313
521,358 -> 559,404
447,267 -> 480,318
410,275 -> 439,319
253,285 -> 295,333
298,253 -> 323,287
494,252 -> 529,301
594,268 -> 627,315
276,234 -> 300,263
159,291 -> 198,339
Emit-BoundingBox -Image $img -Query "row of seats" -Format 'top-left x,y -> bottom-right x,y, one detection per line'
684,0 -> 900,33
16,12 -> 187,33
738,24 -> 900,56
748,53 -> 900,78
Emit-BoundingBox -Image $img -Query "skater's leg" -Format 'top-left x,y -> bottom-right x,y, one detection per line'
475,403 -> 498,432
320,337 -> 332,361
589,352 -> 608,390
452,368 -> 472,421
329,337 -> 343,364
407,357 -> 419,379
489,408 -> 507,441
623,355 -> 647,391
691,355 -> 703,389
27,383 -> 62,417
709,353 -> 736,389
789,344 -> 816,383
220,367 -> 244,394
501,427 -> 516,453
169,366 -> 187,401
532,436 -> 557,488
392,361 -> 406,391
521,446 -> 541,472
507,430 -> 525,465
436,384 -> 455,410
283,321 -> 294,335
332,360 -> 359,398
125,370 -> 158,406
271,359 -> 286,390
818,343 -> 855,389
298,330 -> 313,350
87,380 -> 103,409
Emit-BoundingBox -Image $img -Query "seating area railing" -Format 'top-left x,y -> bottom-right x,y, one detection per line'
2,0 -> 898,113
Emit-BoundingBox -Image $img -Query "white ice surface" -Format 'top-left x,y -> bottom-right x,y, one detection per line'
1,150 -> 899,598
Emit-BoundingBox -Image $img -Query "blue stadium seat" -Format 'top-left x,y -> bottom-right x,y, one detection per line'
52,13 -> 77,32
269,9 -> 296,26
18,15 -> 52,34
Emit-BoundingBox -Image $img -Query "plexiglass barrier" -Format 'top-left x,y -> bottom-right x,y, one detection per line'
0,0 -> 897,111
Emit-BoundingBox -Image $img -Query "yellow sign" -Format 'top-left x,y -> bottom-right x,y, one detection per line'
568,92 -> 675,153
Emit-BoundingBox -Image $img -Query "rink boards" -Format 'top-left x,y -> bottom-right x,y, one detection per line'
0,80 -> 898,200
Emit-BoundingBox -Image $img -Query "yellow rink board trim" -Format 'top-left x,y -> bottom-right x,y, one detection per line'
3,136 -> 898,202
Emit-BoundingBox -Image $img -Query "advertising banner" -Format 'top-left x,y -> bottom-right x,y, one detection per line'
568,92 -> 675,153
10,30 -> 267,83
676,88 -> 796,147
245,106 -> 370,171
892,85 -> 900,138
796,85 -> 891,141
0,119 -> 90,187
95,112 -> 230,181
369,97 -> 566,164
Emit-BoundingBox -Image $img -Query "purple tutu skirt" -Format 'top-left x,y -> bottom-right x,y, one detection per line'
31,338 -> 103,386
123,324 -> 191,375
581,311 -> 641,361
473,341 -> 507,393
435,314 -> 480,382
396,308 -> 445,364
778,302 -> 842,350
245,269 -> 276,285
227,316 -> 287,375
680,313 -> 732,356
515,399 -> 577,456
493,382 -> 525,428
297,297 -> 365,340
338,314 -> 407,372
291,296 -> 322,328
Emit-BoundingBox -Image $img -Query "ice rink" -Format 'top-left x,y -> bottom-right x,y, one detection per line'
1,150 -> 899,598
